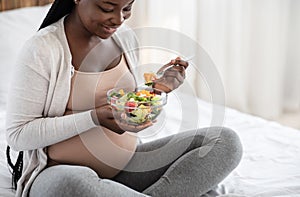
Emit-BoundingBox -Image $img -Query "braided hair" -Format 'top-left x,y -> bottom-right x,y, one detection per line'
39,0 -> 75,30
6,146 -> 23,190
6,0 -> 75,190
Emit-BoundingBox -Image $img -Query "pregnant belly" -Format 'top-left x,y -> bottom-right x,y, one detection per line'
47,127 -> 138,178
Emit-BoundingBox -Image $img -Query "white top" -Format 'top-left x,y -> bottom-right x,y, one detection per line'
5,16 -> 139,197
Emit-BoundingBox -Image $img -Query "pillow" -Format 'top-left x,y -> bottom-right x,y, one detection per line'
0,4 -> 51,106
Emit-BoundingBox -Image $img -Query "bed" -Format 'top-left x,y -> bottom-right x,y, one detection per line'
1,2 -> 300,197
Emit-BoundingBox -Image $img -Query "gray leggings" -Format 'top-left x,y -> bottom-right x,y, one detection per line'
29,127 -> 243,197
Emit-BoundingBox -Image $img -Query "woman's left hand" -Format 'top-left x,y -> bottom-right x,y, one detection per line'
153,57 -> 189,93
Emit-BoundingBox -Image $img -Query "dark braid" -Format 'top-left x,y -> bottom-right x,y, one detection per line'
39,0 -> 75,30
6,146 -> 23,190
6,0 -> 75,191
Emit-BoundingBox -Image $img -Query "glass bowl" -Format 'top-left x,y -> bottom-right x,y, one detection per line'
107,86 -> 167,125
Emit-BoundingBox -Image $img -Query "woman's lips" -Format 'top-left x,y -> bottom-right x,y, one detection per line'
103,25 -> 117,34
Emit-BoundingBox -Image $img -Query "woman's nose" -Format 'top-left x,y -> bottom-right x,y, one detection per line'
111,12 -> 125,25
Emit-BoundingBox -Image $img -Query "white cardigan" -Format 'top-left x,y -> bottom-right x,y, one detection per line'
5,16 -> 139,197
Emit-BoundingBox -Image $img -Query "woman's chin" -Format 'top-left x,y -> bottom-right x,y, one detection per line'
97,33 -> 114,39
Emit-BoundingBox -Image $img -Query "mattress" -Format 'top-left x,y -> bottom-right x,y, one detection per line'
1,92 -> 300,197
0,106 -> 15,197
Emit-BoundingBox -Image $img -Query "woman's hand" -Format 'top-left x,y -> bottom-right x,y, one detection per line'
92,105 -> 152,134
153,57 -> 189,93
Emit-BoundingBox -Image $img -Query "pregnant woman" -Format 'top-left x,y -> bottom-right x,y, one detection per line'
5,0 -> 243,196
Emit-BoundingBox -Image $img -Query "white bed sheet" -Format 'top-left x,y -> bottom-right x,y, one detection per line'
0,106 -> 15,197
138,92 -> 300,197
1,4 -> 300,197
1,92 -> 300,197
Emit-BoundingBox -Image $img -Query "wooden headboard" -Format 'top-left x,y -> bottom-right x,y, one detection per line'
0,0 -> 53,11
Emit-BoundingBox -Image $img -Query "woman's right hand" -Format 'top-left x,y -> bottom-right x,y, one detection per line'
92,105 -> 153,134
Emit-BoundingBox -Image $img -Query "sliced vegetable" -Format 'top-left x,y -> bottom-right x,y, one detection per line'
108,88 -> 166,125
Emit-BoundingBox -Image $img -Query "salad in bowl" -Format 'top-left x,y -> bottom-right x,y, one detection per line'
107,86 -> 167,125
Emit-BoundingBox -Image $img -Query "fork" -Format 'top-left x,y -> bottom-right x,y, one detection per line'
156,55 -> 195,77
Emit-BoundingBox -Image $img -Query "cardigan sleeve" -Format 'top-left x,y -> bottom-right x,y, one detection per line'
5,36 -> 97,151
